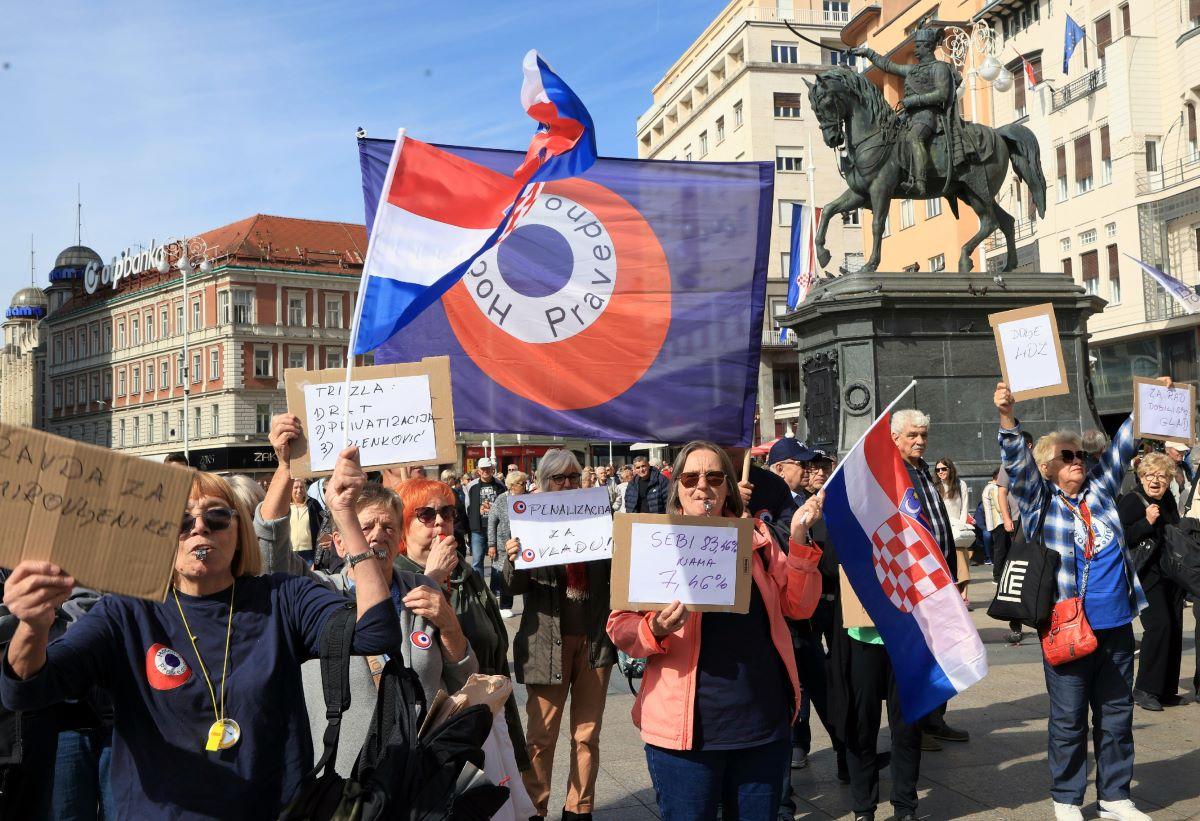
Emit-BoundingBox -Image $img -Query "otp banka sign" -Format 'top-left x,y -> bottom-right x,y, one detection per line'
83,241 -> 170,295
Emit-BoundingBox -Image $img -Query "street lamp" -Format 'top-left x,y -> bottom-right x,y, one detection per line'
942,22 -> 1008,122
161,236 -> 212,460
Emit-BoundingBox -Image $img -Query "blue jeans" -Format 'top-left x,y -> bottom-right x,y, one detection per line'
469,531 -> 487,577
52,727 -> 114,820
646,737 -> 790,821
1043,622 -> 1135,807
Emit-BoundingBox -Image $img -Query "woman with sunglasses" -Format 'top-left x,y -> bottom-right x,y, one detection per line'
0,448 -> 399,819
501,449 -> 616,821
606,441 -> 824,821
391,477 -> 529,771
995,381 -> 1160,821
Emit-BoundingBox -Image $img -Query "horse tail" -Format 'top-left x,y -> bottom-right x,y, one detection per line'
998,123 -> 1047,219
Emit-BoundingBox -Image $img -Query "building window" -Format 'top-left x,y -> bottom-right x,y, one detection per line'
288,293 -> 305,326
66,381 -> 74,406
192,352 -> 201,384
177,354 -> 186,386
325,348 -> 345,369
823,1 -> 850,24
233,290 -> 254,324
131,367 -> 140,394
90,374 -> 99,402
1074,133 -> 1093,194
1081,249 -> 1099,295
1061,237 -> 1072,253
1189,104 -> 1198,159
1145,140 -> 1159,172
254,347 -> 272,378
716,116 -> 725,144
1062,257 -> 1073,279
842,209 -> 861,226
191,300 -> 201,331
131,317 -> 139,346
928,254 -> 946,272
1107,243 -> 1121,304
698,130 -> 709,157
118,419 -> 125,448
1120,3 -> 1131,36
900,199 -> 915,229
288,347 -> 306,370
117,322 -> 125,348
77,330 -> 86,358
324,296 -> 342,328
684,147 -> 692,161
162,411 -> 170,440
218,291 -> 230,323
733,100 -> 743,129
160,309 -> 169,339
1080,229 -> 1097,246
775,146 -> 804,172
780,251 -> 791,280
1106,222 -> 1117,237
146,364 -> 154,392
193,408 -> 201,439
133,417 -> 140,446
774,92 -> 803,118
160,360 -> 168,390
66,336 -> 75,361
828,50 -> 857,67
176,304 -> 184,335
177,410 -> 184,440
255,404 -> 272,434
117,370 -> 126,397
102,323 -> 112,352
211,405 -> 220,437
771,41 -> 798,63
147,414 -> 154,444
103,373 -> 111,401
779,199 -> 802,226
53,382 -> 62,410
1055,144 -> 1068,202
210,349 -> 220,380
145,312 -> 154,342
91,326 -> 100,354
925,198 -> 942,218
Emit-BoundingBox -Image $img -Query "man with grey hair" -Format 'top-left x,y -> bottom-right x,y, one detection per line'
889,407 -> 970,749
1082,429 -> 1109,472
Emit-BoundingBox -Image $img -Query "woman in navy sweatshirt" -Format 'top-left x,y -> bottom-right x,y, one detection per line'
0,446 -> 400,820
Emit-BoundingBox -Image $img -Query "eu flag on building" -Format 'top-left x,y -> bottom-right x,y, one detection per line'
358,138 -> 774,445
1063,15 -> 1085,75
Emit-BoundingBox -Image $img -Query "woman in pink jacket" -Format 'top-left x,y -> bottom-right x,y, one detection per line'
606,441 -> 824,821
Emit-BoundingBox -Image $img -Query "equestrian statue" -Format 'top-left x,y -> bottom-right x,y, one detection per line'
802,26 -> 1046,274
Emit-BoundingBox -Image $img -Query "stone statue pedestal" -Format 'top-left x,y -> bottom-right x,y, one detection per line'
778,270 -> 1106,484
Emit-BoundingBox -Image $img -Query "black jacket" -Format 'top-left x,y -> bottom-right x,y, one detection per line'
466,479 -> 506,534
623,467 -> 670,514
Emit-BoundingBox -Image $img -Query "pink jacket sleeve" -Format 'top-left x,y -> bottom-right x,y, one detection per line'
606,609 -> 671,658
779,540 -> 824,621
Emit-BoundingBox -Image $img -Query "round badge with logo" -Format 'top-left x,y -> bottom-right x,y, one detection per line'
410,631 -> 433,650
512,500 -> 527,515
520,547 -> 537,564
145,643 -> 191,690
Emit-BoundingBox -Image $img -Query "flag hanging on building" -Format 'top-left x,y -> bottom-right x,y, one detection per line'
1022,57 -> 1039,90
352,51 -> 596,354
1063,15 -> 1085,75
358,138 -> 774,445
1127,254 -> 1200,315
781,202 -> 820,342
821,387 -> 988,722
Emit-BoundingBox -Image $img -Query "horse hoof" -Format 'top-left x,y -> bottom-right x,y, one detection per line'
817,248 -> 832,268
860,263 -> 877,273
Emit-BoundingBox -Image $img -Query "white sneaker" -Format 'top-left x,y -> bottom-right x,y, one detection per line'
499,608 -> 514,619
1053,802 -> 1084,820
1099,799 -> 1151,820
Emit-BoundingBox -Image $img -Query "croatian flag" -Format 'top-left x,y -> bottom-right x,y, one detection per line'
1023,57 -> 1039,91
821,386 -> 988,722
1127,254 -> 1200,315
781,203 -> 820,342
352,50 -> 595,354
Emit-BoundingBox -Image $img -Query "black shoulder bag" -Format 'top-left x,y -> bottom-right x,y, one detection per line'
987,499 -> 1061,629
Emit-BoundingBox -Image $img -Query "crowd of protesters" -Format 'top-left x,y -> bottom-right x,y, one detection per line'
1,381 -> 1197,821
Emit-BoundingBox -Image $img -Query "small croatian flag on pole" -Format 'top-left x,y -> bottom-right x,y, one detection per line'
781,203 -> 820,342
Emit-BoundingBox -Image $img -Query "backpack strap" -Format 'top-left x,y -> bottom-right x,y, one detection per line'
310,601 -> 357,778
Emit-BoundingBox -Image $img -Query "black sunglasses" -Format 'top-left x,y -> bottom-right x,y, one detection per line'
180,507 -> 236,536
1060,449 -> 1088,464
413,505 -> 457,525
551,472 -> 582,484
678,470 -> 728,489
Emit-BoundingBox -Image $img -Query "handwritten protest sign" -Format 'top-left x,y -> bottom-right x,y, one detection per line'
610,513 -> 754,614
988,303 -> 1069,401
285,357 -> 456,478
0,423 -> 193,601
1133,378 -> 1196,444
508,487 -> 613,569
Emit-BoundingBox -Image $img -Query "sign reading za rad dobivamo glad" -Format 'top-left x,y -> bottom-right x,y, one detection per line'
0,422 -> 194,601
284,357 -> 456,478
508,487 -> 614,569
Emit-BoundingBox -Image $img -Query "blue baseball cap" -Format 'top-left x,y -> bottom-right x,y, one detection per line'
767,437 -> 819,465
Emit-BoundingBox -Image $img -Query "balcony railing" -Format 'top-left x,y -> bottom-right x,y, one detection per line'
763,328 -> 797,348
749,6 -> 853,27
1136,151 -> 1200,195
1050,66 -> 1106,112
985,218 -> 1038,252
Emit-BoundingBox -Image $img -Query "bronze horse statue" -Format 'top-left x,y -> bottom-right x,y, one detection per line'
805,68 -> 1046,274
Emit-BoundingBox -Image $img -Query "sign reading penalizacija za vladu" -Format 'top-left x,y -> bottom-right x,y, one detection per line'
1132,377 -> 1196,444
0,423 -> 193,601
609,513 -> 756,614
284,357 -> 457,478
507,487 -> 614,569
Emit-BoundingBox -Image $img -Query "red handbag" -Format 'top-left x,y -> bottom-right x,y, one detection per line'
1040,498 -> 1098,667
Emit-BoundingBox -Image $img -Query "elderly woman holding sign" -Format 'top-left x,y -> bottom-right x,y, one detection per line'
995,380 -> 1162,821
0,448 -> 399,819
501,449 -> 616,821
606,440 -> 824,821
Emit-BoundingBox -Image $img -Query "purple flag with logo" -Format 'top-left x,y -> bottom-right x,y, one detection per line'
358,138 -> 773,445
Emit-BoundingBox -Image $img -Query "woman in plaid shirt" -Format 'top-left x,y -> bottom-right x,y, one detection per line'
994,380 -> 1163,821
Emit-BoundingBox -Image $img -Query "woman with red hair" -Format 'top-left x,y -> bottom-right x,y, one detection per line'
389,477 -> 529,771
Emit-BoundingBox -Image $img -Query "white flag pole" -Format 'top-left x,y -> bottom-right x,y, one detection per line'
806,132 -> 820,278
342,127 -> 407,451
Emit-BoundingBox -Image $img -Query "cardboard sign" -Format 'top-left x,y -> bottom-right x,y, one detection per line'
0,423 -> 193,601
508,487 -> 613,569
988,303 -> 1069,401
285,357 -> 456,478
610,513 -> 755,614
1133,378 -> 1196,444
839,567 -> 875,628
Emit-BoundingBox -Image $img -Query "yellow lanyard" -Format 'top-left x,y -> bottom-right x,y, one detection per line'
172,580 -> 235,729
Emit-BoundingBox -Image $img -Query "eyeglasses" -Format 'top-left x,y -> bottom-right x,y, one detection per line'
1060,449 -> 1088,464
180,507 -> 236,537
551,472 -> 582,484
1141,473 -> 1169,483
935,466 -> 949,473
678,470 -> 727,489
413,505 -> 457,524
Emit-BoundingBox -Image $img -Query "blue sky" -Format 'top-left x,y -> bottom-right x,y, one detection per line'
2,0 -> 726,299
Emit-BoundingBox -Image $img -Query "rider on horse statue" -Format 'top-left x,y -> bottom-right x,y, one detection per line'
852,27 -> 957,194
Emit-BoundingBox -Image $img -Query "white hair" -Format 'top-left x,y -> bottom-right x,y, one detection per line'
536,449 -> 582,492
891,408 -> 931,434
225,474 -> 266,513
